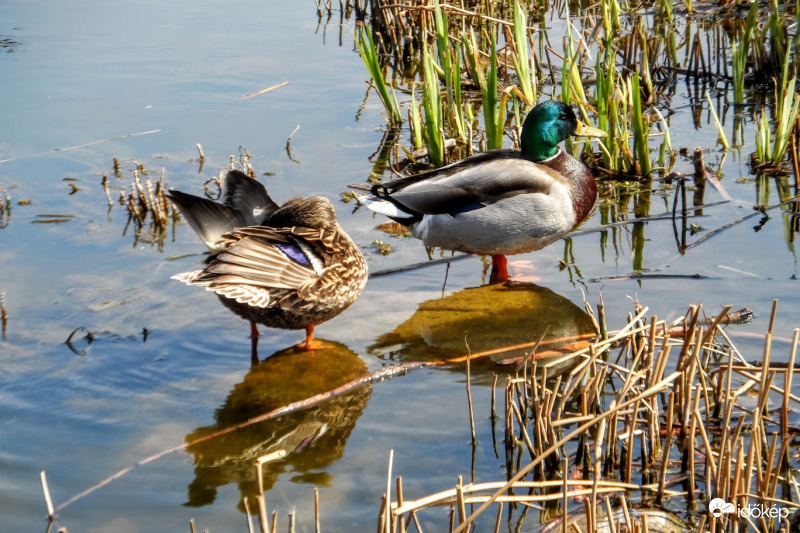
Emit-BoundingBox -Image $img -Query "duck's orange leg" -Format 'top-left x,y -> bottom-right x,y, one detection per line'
490,254 -> 510,283
250,322 -> 260,339
298,323 -> 323,350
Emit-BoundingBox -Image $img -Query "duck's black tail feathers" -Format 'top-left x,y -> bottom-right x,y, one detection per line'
168,170 -> 280,249
221,170 -> 280,223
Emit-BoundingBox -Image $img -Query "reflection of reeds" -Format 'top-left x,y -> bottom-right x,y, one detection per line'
381,301 -> 800,533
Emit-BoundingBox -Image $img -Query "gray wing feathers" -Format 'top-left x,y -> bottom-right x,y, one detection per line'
389,159 -> 561,215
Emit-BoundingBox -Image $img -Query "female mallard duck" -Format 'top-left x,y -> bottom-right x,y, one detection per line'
168,170 -> 368,350
364,100 -> 606,281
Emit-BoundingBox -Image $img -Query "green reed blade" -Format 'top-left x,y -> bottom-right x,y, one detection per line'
355,28 -> 403,126
422,43 -> 445,166
705,92 -> 729,152
484,33 -> 503,150
630,72 -> 651,178
511,0 -> 535,105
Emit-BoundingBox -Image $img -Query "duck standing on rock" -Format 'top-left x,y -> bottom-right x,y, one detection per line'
364,100 -> 606,282
168,170 -> 368,351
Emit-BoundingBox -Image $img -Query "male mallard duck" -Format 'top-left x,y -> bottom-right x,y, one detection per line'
364,100 -> 606,281
168,170 -> 368,350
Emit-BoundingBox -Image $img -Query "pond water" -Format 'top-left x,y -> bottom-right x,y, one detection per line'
1,1 -> 799,532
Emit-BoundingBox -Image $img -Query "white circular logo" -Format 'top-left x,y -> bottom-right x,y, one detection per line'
708,497 -> 735,517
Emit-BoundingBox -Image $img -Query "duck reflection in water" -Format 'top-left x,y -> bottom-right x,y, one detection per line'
183,341 -> 370,507
368,282 -> 596,383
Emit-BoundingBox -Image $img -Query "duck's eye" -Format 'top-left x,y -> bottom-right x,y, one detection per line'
558,113 -> 568,121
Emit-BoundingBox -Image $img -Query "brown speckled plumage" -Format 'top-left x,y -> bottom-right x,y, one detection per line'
169,171 -> 368,349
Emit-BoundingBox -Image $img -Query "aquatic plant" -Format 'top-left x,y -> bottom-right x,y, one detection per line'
355,27 -> 403,126
463,29 -> 504,151
629,73 -> 651,178
510,0 -> 535,105
730,2 -> 757,106
706,92 -> 729,152
421,43 -> 445,166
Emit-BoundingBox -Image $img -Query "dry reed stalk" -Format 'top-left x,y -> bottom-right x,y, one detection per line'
452,371 -> 683,532
763,432 -> 779,499
257,495 -> 269,533
385,450 -> 393,533
561,456 -> 569,533
625,403 -> 637,485
392,479 -> 645,515
679,329 -> 703,439
604,496 -> 618,533
394,477 -> 404,533
687,384 -> 701,502
378,496 -> 388,533
455,476 -> 466,526
492,502 -> 502,533
656,391 -> 675,504
783,330 -> 799,443
692,405 -> 717,483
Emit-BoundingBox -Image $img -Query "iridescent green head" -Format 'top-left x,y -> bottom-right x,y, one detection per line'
520,101 -> 606,161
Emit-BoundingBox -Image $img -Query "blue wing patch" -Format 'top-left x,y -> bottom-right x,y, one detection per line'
276,243 -> 312,267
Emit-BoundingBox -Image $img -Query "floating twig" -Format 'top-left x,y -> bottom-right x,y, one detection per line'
245,81 -> 290,99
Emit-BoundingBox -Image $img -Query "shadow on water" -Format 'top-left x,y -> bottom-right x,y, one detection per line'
183,341 -> 370,508
368,282 -> 596,385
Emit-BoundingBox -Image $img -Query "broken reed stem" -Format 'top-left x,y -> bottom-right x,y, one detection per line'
40,470 -> 55,520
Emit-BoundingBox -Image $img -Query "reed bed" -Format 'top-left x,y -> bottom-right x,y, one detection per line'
354,0 -> 799,180
381,301 -> 800,532
114,164 -> 174,252
112,149 -> 258,251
